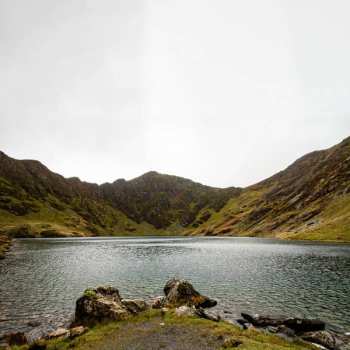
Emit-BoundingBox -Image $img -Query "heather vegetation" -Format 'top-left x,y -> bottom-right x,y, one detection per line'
189,137 -> 350,242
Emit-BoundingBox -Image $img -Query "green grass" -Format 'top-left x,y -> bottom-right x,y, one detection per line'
189,184 -> 350,242
280,194 -> 350,242
11,310 -> 315,350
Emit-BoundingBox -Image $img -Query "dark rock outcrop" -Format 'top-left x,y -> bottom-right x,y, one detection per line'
240,313 -> 350,350
284,318 -> 325,334
163,279 -> 217,308
241,313 -> 325,334
73,286 -> 148,327
301,331 -> 350,350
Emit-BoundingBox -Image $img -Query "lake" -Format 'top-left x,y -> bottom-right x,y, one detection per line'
0,236 -> 349,338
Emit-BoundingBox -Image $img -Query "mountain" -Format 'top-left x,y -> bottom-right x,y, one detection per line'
0,136 -> 349,243
0,151 -> 239,238
188,136 -> 350,241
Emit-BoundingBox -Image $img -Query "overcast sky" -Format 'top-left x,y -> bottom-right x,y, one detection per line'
1,0 -> 349,188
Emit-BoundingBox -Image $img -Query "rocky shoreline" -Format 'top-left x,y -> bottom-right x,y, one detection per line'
1,279 -> 349,350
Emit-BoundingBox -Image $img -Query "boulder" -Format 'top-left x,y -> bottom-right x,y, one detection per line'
163,279 -> 217,308
241,313 -> 285,327
121,299 -> 148,314
241,313 -> 325,334
275,325 -> 296,338
236,318 -> 250,330
47,328 -> 69,339
150,296 -> 165,309
69,326 -> 87,339
73,286 -> 147,326
301,331 -> 347,350
284,318 -> 325,334
175,305 -> 220,322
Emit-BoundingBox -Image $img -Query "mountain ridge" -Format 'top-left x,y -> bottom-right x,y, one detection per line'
0,136 -> 349,243
0,150 -> 239,239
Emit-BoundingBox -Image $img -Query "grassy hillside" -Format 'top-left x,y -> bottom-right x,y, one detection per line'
188,137 -> 350,241
1,136 -> 349,244
0,151 -> 238,240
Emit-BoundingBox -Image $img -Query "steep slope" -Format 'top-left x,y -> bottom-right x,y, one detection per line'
0,151 -> 238,238
101,172 -> 239,229
1,136 -> 349,243
189,136 -> 350,241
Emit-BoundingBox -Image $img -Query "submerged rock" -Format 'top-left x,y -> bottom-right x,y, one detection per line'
73,286 -> 147,326
163,278 -> 217,308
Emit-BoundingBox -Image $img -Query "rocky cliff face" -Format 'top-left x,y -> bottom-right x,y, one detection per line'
190,137 -> 350,241
0,151 -> 239,237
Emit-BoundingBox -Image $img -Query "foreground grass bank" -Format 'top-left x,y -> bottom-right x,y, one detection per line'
11,310 -> 315,350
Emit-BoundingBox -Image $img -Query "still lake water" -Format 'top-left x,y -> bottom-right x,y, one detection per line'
0,236 -> 350,337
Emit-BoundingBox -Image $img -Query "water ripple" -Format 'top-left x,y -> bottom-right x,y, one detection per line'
0,237 -> 349,337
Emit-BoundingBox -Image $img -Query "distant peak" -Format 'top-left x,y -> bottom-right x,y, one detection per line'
142,171 -> 160,177
68,176 -> 81,182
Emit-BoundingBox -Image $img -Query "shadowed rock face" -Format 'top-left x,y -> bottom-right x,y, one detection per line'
163,279 -> 217,308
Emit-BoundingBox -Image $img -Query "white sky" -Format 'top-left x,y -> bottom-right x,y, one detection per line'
1,0 -> 349,187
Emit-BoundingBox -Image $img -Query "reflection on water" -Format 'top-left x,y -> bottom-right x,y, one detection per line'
0,237 -> 349,337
